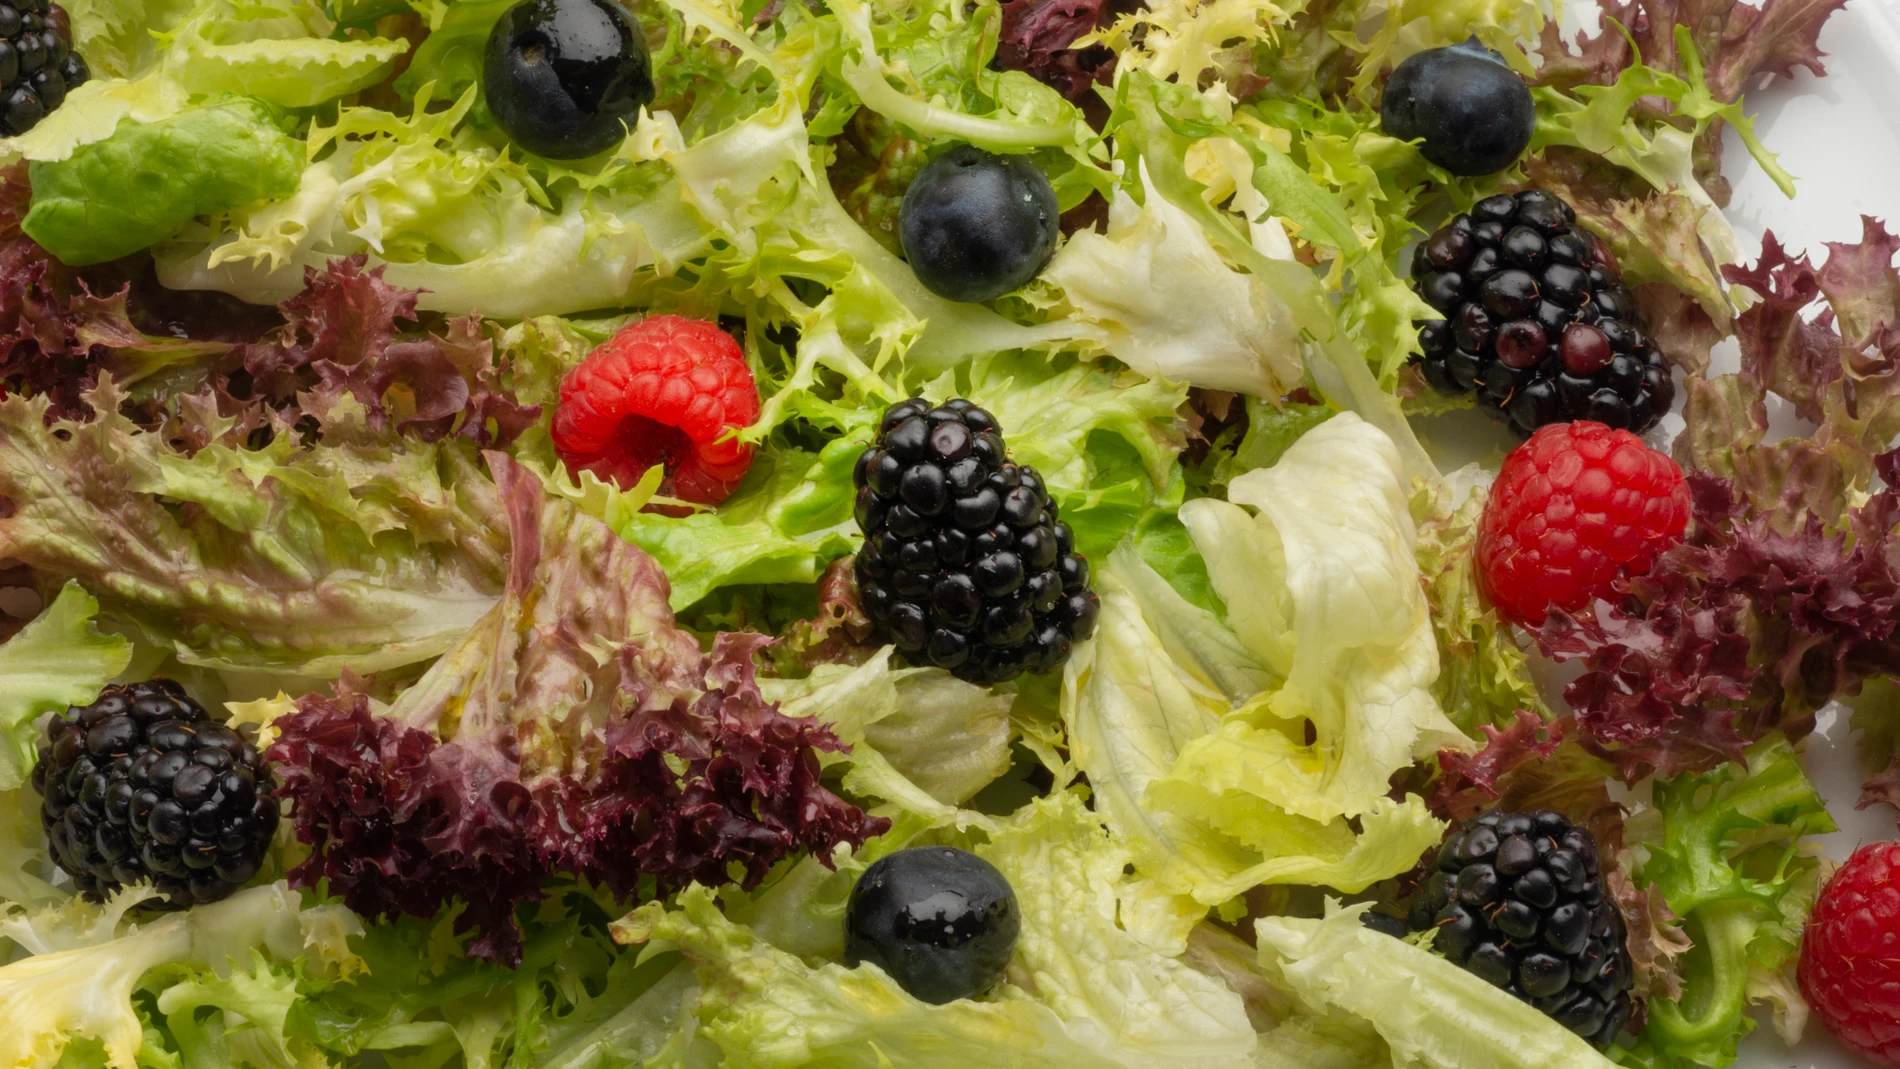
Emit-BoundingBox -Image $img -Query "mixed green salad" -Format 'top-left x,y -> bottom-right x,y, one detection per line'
0,0 -> 1895,1062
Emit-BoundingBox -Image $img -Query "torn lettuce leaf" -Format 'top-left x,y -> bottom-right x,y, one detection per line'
1411,468 -> 1546,735
0,581 -> 131,793
1064,413 -> 1453,913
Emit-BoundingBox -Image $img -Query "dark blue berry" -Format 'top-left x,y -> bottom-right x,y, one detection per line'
899,145 -> 1059,303
483,0 -> 653,160
845,847 -> 1020,1004
1380,39 -> 1533,176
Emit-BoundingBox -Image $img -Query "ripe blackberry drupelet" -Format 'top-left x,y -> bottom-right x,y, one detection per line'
853,398 -> 1099,684
0,0 -> 87,137
1410,189 -> 1673,437
1408,809 -> 1635,1049
35,679 -> 279,908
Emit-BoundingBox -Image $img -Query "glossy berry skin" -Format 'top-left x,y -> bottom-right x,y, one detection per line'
552,315 -> 759,505
854,397 -> 1099,684
0,0 -> 83,136
1476,421 -> 1690,627
1411,189 -> 1675,436
483,0 -> 653,160
1800,842 -> 1900,1062
34,679 -> 279,909
1381,39 -> 1534,176
1404,810 -> 1634,1049
845,846 -> 1020,1004
899,144 -> 1059,303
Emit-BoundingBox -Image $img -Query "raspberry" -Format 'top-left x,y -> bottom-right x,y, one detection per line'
551,316 -> 760,505
1800,842 -> 1900,1063
1475,421 -> 1690,627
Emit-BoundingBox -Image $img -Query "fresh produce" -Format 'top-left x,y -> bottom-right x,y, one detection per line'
1800,842 -> 1900,1064
1412,190 -> 1674,435
1380,40 -> 1533,176
897,145 -> 1061,303
0,0 -> 1881,1061
551,315 -> 760,503
35,680 -> 278,909
843,846 -> 1021,1004
1476,421 -> 1691,627
1405,810 -> 1634,1048
482,0 -> 654,159
854,397 -> 1099,682
0,0 -> 81,136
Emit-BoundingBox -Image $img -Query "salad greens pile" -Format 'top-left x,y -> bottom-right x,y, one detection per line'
0,0 -> 1891,1061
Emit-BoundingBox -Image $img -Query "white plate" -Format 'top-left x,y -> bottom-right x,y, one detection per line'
1670,2 -> 1894,1065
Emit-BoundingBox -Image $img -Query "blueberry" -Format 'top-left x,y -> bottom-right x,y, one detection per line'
1380,39 -> 1534,176
899,145 -> 1059,303
845,846 -> 1019,1004
483,0 -> 653,160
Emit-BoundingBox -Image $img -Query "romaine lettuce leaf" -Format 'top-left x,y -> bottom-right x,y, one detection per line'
1255,904 -> 1621,1069
24,97 -> 303,266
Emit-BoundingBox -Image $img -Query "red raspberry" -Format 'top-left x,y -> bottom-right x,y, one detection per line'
1800,842 -> 1900,1063
551,316 -> 760,505
1475,421 -> 1689,627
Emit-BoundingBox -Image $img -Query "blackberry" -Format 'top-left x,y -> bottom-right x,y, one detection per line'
0,0 -> 87,137
1404,809 -> 1634,1049
1409,189 -> 1674,436
853,398 -> 1099,684
34,679 -> 279,909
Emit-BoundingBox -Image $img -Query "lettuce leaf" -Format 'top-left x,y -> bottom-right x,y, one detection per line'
0,883 -> 322,1069
270,454 -> 885,964
1620,735 -> 1834,1069
0,380 -> 510,676
1064,413 -> 1454,913
23,97 -> 302,266
0,581 -> 131,792
1255,904 -> 1621,1069
613,791 -> 1257,1068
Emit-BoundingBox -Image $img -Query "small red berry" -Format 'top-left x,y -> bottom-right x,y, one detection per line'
1800,842 -> 1900,1063
1475,420 -> 1690,627
551,316 -> 760,505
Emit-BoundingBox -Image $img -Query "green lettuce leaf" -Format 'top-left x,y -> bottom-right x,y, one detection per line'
1064,413 -> 1454,915
613,791 -> 1258,1068
1410,468 -> 1546,734
24,97 -> 302,266
8,0 -> 406,168
0,883 -> 323,1069
1255,904 -> 1621,1069
1620,735 -> 1835,1069
0,581 -> 131,792
0,384 -> 509,677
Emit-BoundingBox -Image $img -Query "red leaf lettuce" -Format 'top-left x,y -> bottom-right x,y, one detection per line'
269,454 -> 888,965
